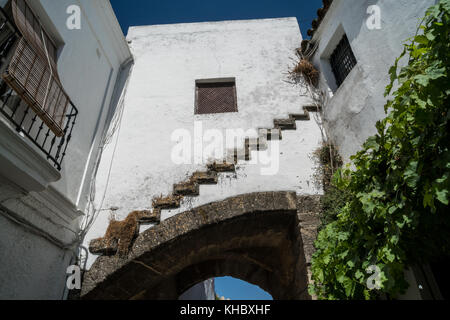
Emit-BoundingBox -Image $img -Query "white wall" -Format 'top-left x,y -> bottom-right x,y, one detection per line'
0,214 -> 72,299
39,0 -> 131,207
0,0 -> 131,299
179,279 -> 215,300
84,18 -> 324,269
311,0 -> 436,161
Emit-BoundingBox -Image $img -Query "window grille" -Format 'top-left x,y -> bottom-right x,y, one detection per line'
195,80 -> 237,115
330,34 -> 357,87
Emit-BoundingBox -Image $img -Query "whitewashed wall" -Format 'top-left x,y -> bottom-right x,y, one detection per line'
40,0 -> 132,208
179,279 -> 216,300
0,0 -> 131,299
84,18 -> 324,269
311,0 -> 436,161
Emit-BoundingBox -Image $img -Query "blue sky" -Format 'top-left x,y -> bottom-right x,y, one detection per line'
109,0 -> 323,300
110,0 -> 323,39
215,277 -> 272,300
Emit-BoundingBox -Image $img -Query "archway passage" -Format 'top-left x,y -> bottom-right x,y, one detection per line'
81,192 -> 316,300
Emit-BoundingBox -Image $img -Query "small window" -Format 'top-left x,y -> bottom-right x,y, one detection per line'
195,78 -> 237,115
330,34 -> 357,87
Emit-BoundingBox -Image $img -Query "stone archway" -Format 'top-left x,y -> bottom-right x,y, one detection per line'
81,192 -> 320,300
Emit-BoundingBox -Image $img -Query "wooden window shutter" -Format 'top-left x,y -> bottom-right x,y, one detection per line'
1,0 -> 70,136
3,38 -> 69,136
11,0 -> 58,76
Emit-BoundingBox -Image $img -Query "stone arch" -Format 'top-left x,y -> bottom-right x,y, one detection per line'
81,192 -> 316,300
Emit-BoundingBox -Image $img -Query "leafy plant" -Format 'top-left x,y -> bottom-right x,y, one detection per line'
314,144 -> 351,228
310,0 -> 450,300
319,185 -> 353,228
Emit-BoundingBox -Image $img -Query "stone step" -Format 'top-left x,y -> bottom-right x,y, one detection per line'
245,137 -> 268,151
274,118 -> 297,130
152,195 -> 183,209
258,128 -> 282,141
207,162 -> 236,173
226,148 -> 250,163
290,113 -> 310,121
89,237 -> 117,256
138,209 -> 161,223
173,182 -> 200,196
89,209 -> 160,256
303,105 -> 321,113
191,171 -> 218,184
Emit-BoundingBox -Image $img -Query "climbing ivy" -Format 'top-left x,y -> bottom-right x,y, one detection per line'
310,0 -> 450,300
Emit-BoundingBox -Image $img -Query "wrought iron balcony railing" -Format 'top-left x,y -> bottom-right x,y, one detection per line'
0,8 -> 78,171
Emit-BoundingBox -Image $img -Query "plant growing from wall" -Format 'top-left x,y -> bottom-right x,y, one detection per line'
313,143 -> 353,230
289,43 -> 337,183
291,58 -> 320,87
309,0 -> 450,300
314,143 -> 343,191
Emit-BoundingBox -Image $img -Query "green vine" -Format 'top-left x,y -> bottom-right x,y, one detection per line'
310,0 -> 450,300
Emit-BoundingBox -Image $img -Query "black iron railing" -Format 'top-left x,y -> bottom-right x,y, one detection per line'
0,8 -> 78,171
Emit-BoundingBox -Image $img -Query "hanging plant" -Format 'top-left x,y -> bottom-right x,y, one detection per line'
291,58 -> 320,87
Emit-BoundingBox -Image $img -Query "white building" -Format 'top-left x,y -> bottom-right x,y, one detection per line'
0,0 -> 131,299
2,0 -> 441,301
304,0 -> 438,161
82,17 -> 324,299
301,0 -> 442,299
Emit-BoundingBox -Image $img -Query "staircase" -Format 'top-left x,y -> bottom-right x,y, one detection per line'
89,105 -> 322,256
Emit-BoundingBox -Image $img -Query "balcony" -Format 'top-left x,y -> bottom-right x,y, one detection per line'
0,7 -> 78,172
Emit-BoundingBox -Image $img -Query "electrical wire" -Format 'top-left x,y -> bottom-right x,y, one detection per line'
76,61 -> 134,259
